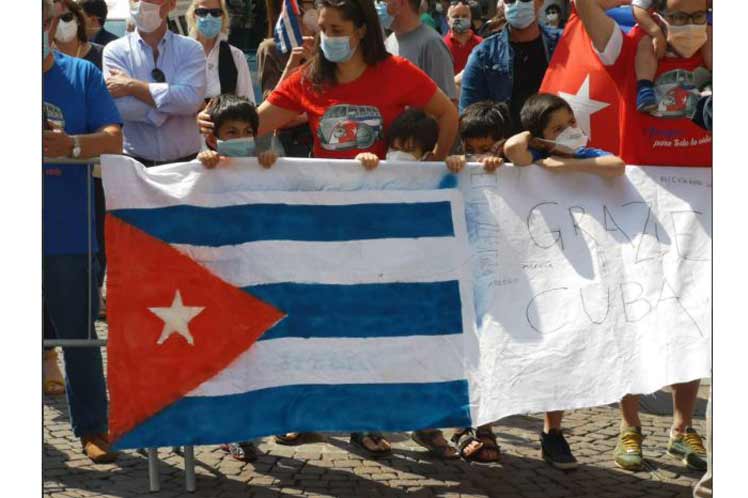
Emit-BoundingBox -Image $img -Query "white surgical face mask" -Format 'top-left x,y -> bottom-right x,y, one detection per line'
130,1 -> 163,33
55,17 -> 78,43
555,126 -> 588,150
386,149 -> 419,162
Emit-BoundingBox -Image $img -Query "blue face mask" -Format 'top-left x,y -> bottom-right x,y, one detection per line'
320,32 -> 357,63
505,0 -> 536,30
216,137 -> 256,157
197,15 -> 223,39
376,2 -> 394,30
43,31 -> 50,60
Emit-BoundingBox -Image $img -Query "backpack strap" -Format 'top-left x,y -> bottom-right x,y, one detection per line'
218,41 -> 238,95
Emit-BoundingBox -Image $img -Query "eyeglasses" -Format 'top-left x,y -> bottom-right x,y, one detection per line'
663,10 -> 708,26
194,8 -> 222,18
504,0 -> 533,4
151,68 -> 166,83
59,12 -> 75,22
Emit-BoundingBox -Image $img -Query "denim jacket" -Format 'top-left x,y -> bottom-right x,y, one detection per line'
458,24 -> 562,113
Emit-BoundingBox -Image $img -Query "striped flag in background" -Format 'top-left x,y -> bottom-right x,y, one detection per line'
102,157 -> 476,449
274,0 -> 304,54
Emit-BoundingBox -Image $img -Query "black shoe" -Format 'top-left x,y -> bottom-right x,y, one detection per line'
541,429 -> 578,470
221,441 -> 258,462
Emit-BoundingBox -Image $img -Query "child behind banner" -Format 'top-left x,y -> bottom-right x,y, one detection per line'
504,93 -> 624,176
198,94 -> 277,169
445,100 -> 512,174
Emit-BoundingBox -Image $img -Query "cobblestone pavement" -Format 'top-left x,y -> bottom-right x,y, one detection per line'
44,323 -> 708,498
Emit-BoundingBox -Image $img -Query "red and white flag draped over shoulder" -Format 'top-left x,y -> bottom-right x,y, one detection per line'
540,11 -> 621,155
540,10 -> 712,167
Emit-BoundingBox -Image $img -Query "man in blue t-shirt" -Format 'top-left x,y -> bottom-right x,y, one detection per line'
42,0 -> 122,463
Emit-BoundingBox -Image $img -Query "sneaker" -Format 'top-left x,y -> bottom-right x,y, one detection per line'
221,441 -> 258,462
81,434 -> 118,464
614,426 -> 644,471
667,427 -> 707,471
540,429 -> 578,470
636,81 -> 657,113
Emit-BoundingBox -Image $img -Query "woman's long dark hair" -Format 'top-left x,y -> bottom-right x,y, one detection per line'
303,0 -> 390,92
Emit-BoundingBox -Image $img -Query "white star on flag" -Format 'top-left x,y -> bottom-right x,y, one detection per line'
149,290 -> 206,346
559,75 -> 610,140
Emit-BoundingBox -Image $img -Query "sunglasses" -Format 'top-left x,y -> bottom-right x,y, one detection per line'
663,10 -> 708,26
194,8 -> 222,18
59,12 -> 75,22
151,68 -> 166,83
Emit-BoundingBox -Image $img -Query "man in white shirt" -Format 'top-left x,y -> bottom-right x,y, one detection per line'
103,0 -> 207,166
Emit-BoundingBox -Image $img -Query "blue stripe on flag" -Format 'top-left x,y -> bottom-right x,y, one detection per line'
113,380 -> 471,450
110,202 -> 455,245
248,281 -> 463,340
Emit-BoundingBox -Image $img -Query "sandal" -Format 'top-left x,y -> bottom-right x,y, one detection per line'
221,441 -> 258,462
475,425 -> 501,463
451,428 -> 485,461
350,432 -> 392,457
412,429 -> 459,459
43,350 -> 65,396
274,432 -> 311,446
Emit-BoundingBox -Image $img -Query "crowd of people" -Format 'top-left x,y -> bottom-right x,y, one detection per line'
42,0 -> 712,493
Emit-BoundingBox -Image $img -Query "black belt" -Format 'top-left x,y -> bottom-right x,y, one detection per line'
128,153 -> 198,168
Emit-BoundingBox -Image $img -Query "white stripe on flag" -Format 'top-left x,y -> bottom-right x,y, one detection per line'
187,335 -> 467,397
172,237 -> 465,286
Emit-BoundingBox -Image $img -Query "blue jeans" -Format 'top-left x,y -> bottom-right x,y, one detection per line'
43,254 -> 108,438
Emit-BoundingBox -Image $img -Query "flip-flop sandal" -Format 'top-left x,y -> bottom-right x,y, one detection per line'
44,379 -> 65,396
350,432 -> 392,458
412,430 -> 459,459
275,433 -> 311,446
221,441 -> 258,462
451,428 -> 486,461
475,427 -> 501,463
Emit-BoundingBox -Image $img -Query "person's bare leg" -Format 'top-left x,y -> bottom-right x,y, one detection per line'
635,35 -> 658,82
544,411 -> 563,432
620,394 -> 641,428
672,379 -> 700,433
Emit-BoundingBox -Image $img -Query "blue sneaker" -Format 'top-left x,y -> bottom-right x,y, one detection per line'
636,81 -> 657,113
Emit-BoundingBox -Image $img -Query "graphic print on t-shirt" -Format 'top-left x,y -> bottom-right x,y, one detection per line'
317,105 -> 384,152
44,101 -> 66,129
652,67 -> 710,119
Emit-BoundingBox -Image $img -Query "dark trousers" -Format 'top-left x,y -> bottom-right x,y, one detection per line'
43,255 -> 108,437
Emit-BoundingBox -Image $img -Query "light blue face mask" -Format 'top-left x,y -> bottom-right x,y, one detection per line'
376,2 -> 394,30
320,32 -> 356,63
505,0 -> 536,30
216,137 -> 256,157
43,31 -> 50,60
197,15 -> 223,39
450,17 -> 471,34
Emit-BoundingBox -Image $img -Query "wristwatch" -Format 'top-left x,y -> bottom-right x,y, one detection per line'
71,136 -> 81,159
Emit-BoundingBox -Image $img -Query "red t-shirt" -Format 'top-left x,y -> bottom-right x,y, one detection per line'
267,55 -> 438,159
602,26 -> 712,167
444,31 -> 483,74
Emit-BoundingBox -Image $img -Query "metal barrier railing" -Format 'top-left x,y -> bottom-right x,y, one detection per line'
43,155 -> 195,492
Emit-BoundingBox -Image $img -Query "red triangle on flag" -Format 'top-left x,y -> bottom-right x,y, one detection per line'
105,214 -> 286,444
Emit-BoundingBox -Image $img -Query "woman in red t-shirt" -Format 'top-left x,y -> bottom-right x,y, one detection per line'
201,0 -> 458,162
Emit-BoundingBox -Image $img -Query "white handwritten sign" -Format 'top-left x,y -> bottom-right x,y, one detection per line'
464,165 -> 711,424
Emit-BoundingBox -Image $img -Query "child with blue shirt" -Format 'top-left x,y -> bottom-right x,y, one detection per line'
504,93 -> 625,176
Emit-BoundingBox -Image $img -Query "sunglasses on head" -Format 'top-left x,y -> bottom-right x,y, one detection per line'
151,68 -> 166,83
59,12 -> 75,22
194,8 -> 222,18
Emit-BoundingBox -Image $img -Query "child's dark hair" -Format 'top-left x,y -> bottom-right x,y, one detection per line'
520,93 -> 573,138
207,94 -> 259,137
459,101 -> 513,141
386,109 -> 439,153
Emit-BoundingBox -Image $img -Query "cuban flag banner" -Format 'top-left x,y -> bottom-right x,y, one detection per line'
102,156 -> 479,450
274,0 -> 304,54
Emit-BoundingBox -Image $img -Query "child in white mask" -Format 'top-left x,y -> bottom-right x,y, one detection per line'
355,109 -> 438,169
632,0 -> 712,113
504,93 -> 624,176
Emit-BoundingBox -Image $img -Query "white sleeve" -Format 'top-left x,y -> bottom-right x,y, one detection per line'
231,45 -> 255,104
592,24 -> 624,67
631,0 -> 652,8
